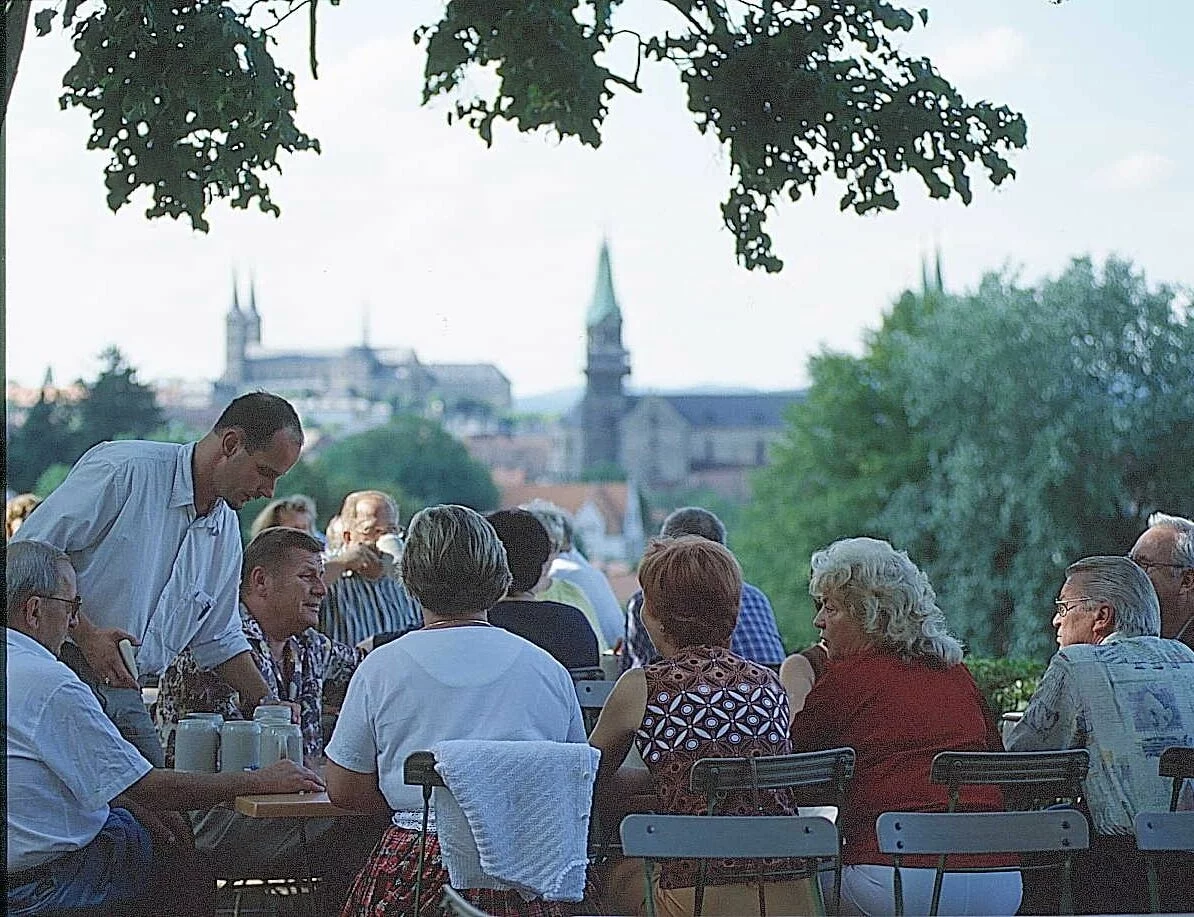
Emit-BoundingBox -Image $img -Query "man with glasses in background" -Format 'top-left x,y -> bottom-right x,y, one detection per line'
1007,555 -> 1194,914
1129,511 -> 1194,651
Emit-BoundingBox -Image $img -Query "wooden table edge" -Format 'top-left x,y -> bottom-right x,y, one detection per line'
233,791 -> 355,818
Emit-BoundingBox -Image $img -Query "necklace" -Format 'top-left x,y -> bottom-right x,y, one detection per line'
423,619 -> 493,630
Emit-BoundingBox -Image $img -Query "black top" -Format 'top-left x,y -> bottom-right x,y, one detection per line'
487,599 -> 601,670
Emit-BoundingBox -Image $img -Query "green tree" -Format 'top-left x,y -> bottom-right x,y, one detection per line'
6,389 -> 77,492
73,346 -> 164,454
9,0 -> 1026,270
739,257 -> 1194,659
239,414 -> 500,537
881,257 -> 1194,657
737,287 -> 934,648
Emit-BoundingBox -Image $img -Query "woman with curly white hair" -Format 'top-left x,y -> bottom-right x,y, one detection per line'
780,537 -> 1020,916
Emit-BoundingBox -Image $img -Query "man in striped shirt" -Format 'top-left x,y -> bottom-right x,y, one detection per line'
319,491 -> 422,648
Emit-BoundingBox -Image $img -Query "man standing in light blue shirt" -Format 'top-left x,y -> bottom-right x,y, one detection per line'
14,391 -> 304,766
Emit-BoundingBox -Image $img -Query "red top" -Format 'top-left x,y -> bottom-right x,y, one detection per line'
790,651 -> 1006,867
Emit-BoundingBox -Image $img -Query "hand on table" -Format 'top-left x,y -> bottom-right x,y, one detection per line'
77,620 -> 140,689
249,759 -> 326,795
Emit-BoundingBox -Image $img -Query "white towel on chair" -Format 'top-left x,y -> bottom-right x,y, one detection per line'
431,739 -> 600,901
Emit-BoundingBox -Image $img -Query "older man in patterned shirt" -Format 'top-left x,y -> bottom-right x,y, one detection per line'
1007,555 -> 1194,914
155,527 -> 386,889
622,506 -> 787,671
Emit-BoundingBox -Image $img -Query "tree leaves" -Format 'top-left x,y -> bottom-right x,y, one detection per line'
738,259 -> 1194,658
50,0 -> 318,232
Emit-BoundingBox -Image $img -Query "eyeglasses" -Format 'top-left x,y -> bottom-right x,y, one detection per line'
1129,555 -> 1187,573
1054,597 -> 1094,618
33,594 -> 83,614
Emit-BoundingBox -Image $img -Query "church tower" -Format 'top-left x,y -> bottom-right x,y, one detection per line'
246,273 -> 262,347
580,240 -> 631,471
223,272 -> 247,387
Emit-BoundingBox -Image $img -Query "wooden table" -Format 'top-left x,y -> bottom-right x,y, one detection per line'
233,790 -> 354,819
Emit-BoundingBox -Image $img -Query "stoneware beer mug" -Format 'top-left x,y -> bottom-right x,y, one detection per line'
174,717 -> 220,773
219,720 -> 262,772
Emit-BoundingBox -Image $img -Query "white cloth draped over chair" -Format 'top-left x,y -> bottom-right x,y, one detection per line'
431,739 -> 600,902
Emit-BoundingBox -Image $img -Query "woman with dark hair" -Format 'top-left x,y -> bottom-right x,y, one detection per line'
325,505 -> 586,916
782,537 -> 1018,916
486,509 -> 600,670
588,536 -> 816,917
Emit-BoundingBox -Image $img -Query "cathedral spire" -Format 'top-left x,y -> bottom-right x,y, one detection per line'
361,302 -> 371,348
248,272 -> 259,316
587,239 -> 621,328
230,270 -> 241,314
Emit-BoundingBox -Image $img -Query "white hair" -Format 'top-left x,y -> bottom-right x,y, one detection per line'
1067,555 -> 1161,637
809,537 -> 965,666
7,540 -> 70,623
1147,512 -> 1194,567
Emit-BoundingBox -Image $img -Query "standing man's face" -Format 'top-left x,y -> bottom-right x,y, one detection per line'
214,429 -> 302,509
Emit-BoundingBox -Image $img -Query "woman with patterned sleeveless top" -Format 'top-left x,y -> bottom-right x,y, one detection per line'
589,536 -> 817,917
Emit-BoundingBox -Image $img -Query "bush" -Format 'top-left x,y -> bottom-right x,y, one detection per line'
966,656 -> 1046,715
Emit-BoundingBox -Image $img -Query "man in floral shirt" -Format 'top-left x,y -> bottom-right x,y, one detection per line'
155,527 -> 386,888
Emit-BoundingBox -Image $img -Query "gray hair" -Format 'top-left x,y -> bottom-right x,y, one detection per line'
7,540 -> 71,623
809,537 -> 964,666
401,504 -> 512,616
661,507 -> 727,545
520,500 -> 572,552
1147,512 -> 1194,568
1066,555 -> 1161,637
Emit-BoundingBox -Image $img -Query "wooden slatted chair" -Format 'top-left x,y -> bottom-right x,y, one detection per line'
689,748 -> 855,914
620,814 -> 837,917
930,749 -> 1089,812
1134,810 -> 1194,913
876,810 -> 1089,916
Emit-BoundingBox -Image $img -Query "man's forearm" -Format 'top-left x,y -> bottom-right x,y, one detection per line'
213,652 -> 273,712
124,769 -> 262,811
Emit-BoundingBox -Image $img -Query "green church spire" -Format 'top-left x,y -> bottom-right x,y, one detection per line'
587,240 -> 621,327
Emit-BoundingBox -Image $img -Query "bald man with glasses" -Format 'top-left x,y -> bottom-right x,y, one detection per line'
1129,511 -> 1194,650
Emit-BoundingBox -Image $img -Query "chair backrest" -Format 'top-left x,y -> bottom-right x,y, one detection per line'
569,666 -> 607,682
930,749 -> 1089,810
1159,746 -> 1194,811
876,810 -> 1090,856
690,747 -> 856,808
620,813 -> 837,860
1134,811 -> 1194,853
403,750 -> 444,788
575,679 -> 615,734
441,885 -> 492,917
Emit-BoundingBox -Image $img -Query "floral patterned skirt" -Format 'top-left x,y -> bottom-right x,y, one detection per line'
340,826 -> 564,917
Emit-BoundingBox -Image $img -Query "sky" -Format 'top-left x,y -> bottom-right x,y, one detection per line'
5,0 -> 1193,400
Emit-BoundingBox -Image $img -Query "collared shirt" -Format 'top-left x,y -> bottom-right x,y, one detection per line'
1007,633 -> 1194,835
13,440 -> 248,673
319,570 -> 422,648
156,603 -> 365,764
550,549 -> 626,647
622,581 -> 787,670
6,629 -> 152,871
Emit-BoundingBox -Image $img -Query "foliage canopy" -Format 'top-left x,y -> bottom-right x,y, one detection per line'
12,0 -> 1027,269
738,257 -> 1194,657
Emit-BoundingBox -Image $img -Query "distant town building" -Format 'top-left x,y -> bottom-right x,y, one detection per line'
561,243 -> 804,491
215,276 -> 512,422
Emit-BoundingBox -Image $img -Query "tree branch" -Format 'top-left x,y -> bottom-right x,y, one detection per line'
4,0 -> 32,129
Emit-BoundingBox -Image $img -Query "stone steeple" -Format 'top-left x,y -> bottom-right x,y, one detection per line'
246,272 -> 261,346
581,240 -> 631,472
224,270 -> 248,385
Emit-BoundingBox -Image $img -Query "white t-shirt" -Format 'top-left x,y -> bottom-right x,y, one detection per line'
6,629 -> 153,871
327,625 -> 586,818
